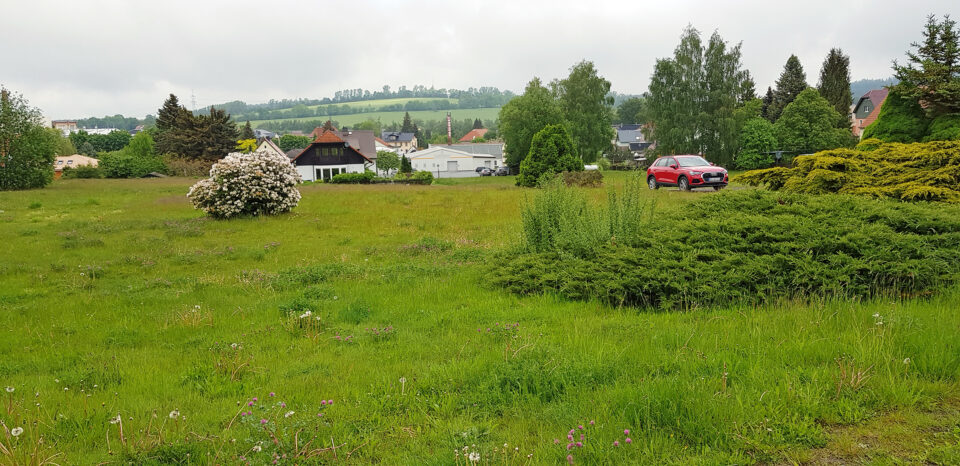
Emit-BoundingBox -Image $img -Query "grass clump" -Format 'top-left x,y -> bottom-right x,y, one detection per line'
495,184 -> 960,309
737,140 -> 960,202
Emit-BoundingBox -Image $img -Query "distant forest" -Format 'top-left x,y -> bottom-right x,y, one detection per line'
74,79 -> 897,132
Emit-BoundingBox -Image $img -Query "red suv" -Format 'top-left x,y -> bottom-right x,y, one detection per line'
646,155 -> 728,191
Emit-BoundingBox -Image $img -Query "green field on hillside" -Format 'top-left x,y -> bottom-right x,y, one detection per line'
299,97 -> 459,111
247,107 -> 502,128
1,174 -> 958,464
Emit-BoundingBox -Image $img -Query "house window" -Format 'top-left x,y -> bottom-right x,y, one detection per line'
67,160 -> 73,165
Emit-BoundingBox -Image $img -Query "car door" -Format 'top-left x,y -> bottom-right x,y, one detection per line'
652,158 -> 665,183
662,157 -> 678,184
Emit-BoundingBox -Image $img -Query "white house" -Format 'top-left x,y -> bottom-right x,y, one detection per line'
291,130 -> 373,182
409,146 -> 500,176
256,138 -> 286,158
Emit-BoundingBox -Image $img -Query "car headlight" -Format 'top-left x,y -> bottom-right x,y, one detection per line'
690,171 -> 702,175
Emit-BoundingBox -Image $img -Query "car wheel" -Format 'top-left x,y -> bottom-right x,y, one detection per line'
678,176 -> 690,191
647,176 -> 659,190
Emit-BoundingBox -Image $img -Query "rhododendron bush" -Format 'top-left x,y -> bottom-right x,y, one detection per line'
188,150 -> 301,218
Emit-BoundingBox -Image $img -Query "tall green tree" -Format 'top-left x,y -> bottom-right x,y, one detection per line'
893,14 -> 960,116
648,26 -> 754,165
768,55 -> 808,121
516,124 -> 582,187
649,26 -> 705,157
498,78 -> 564,169
761,86 -> 775,122
155,94 -> 198,156
0,87 -> 59,190
817,48 -> 853,126
473,118 -> 483,129
240,121 -> 255,140
774,88 -> 853,152
197,107 -> 239,161
400,154 -> 412,173
552,60 -> 614,163
277,134 -> 311,151
615,97 -> 648,124
401,112 -> 415,133
375,150 -> 400,174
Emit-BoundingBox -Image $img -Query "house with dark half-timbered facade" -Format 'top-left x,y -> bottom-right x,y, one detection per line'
291,130 -> 373,182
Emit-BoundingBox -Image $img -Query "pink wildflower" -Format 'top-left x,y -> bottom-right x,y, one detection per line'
321,400 -> 327,405
625,437 -> 632,444
269,392 -> 275,397
567,454 -> 574,464
578,424 -> 584,430
327,400 -> 333,405
613,440 -> 620,447
624,429 -> 630,435
589,420 -> 595,425
575,442 -> 582,448
260,419 -> 268,424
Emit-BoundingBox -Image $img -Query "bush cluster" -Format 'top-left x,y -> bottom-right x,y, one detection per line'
561,170 -> 603,187
162,155 -> 212,177
61,164 -> 102,179
99,151 -> 165,178
187,149 -> 302,218
737,140 -> 960,202
393,171 -> 433,184
330,171 -> 375,184
493,183 -> 960,310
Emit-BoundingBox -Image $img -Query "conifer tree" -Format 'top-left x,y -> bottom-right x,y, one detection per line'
761,87 -> 775,122
400,154 -> 412,173
401,112 -> 415,133
768,55 -> 808,121
240,121 -> 255,139
893,14 -> 960,116
817,48 -> 853,126
322,120 -> 335,131
473,118 -> 483,129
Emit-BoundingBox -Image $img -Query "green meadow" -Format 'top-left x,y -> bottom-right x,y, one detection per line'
1,174 -> 958,464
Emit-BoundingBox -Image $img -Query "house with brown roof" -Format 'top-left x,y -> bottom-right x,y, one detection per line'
291,130 -> 373,182
308,126 -> 377,161
851,89 -> 889,138
458,128 -> 488,142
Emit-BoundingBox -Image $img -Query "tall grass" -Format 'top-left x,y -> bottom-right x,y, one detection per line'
521,175 -> 651,254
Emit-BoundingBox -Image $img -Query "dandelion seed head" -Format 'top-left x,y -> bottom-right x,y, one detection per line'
10,427 -> 23,437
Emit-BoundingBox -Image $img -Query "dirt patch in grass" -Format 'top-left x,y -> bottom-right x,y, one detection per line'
797,396 -> 960,464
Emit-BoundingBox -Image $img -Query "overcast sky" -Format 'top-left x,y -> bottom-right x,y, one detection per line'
1,0 -> 955,120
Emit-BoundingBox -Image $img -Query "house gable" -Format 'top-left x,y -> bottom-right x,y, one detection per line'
293,141 -> 371,166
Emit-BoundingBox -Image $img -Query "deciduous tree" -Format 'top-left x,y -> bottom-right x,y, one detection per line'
0,87 -> 58,190
774,88 -> 853,152
552,60 -> 614,163
498,78 -> 564,169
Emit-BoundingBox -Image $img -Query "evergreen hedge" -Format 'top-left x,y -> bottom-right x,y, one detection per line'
736,140 -> 960,202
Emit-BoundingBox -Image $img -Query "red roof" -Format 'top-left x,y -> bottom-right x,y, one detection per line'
313,130 -> 345,144
853,89 -> 890,137
458,128 -> 489,142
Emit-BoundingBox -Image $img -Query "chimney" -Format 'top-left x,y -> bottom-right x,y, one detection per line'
446,112 -> 452,145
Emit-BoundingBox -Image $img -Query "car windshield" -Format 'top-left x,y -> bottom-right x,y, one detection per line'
676,156 -> 710,167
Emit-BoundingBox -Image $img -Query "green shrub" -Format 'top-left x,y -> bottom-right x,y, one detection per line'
330,171 -> 375,184
61,164 -> 103,179
561,170 -> 603,187
861,89 -> 929,143
493,188 -> 960,309
737,140 -> 960,202
923,113 -> 960,142
100,151 -> 165,178
734,151 -> 774,170
517,124 -> 582,187
162,154 -> 211,177
393,170 -> 433,184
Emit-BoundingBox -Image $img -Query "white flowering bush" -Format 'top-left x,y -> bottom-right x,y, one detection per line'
187,150 -> 302,218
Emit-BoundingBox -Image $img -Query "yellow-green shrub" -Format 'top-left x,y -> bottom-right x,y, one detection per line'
736,140 -> 960,202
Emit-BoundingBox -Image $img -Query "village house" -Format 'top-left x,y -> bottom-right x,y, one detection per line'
51,120 -> 78,136
409,146 -> 500,176
380,131 -> 418,153
375,136 -> 396,153
291,130 -> 373,182
53,154 -> 98,178
851,89 -> 889,138
256,138 -> 286,158
458,128 -> 488,142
